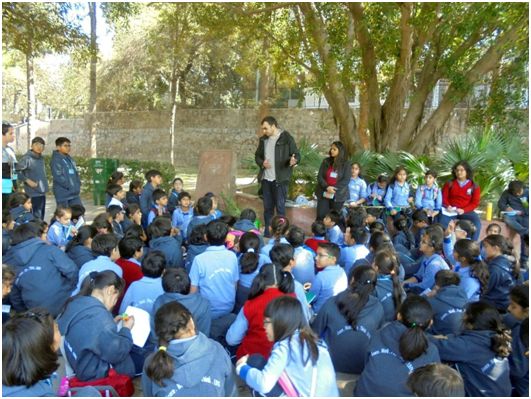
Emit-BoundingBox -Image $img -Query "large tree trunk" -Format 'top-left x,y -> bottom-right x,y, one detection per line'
169,37 -> 178,166
26,52 -> 36,150
357,83 -> 370,149
88,2 -> 97,158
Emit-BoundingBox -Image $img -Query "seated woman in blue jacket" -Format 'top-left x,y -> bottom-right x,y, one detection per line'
312,265 -> 384,374
58,270 -> 139,381
354,295 -> 440,397
431,301 -> 512,397
236,296 -> 339,397
142,301 -> 237,397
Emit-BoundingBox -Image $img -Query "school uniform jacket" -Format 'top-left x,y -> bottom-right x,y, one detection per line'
58,295 -> 135,381
482,255 -> 515,311
312,293 -> 384,374
374,276 -> 405,323
149,236 -> 184,268
504,316 -> 529,397
4,237 -> 78,317
66,245 -> 96,269
354,321 -> 440,397
309,265 -> 348,313
427,285 -> 467,335
432,329 -> 511,397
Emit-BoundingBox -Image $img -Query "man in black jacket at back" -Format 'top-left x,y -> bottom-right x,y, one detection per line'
254,116 -> 300,237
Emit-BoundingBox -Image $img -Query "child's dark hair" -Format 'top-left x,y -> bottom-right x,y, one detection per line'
508,180 -> 524,196
486,223 -> 501,234
346,207 -> 368,229
239,232 -> 261,274
7,192 -> 29,209
219,215 -> 236,227
147,301 -> 194,386
422,226 -> 443,252
435,270 -> 461,287
55,137 -> 71,146
453,239 -> 489,293
188,224 -> 208,245
483,234 -> 521,279
317,242 -> 340,261
2,208 -> 13,226
350,227 -> 368,245
286,225 -> 305,248
425,169 -> 438,179
145,169 -> 162,182
407,363 -> 465,397
106,183 -> 123,197
107,205 -> 124,220
126,203 -> 141,218
393,215 -> 409,232
2,308 -> 59,387
195,196 -> 212,216
206,220 -> 229,246
178,191 -> 191,201
374,249 -> 402,311
172,177 -> 183,186
271,215 -> 290,244
108,171 -> 124,185
66,224 -> 97,251
70,204 -> 85,221
398,295 -> 433,361
124,224 -> 147,241
463,301 -> 512,358
390,165 -> 407,186
510,284 -> 529,309
118,237 -> 143,259
369,221 -> 385,234
147,217 -> 172,239
412,209 -> 429,224
162,268 -> 190,294
2,264 -> 15,286
269,243 -> 295,268
91,233 -> 119,256
264,296 -> 319,366
53,206 -> 71,220
369,231 -> 392,252
451,160 -> 474,181
129,179 -> 143,192
152,189 -> 168,204
240,208 -> 257,222
141,250 -> 166,278
248,263 -> 294,300
78,270 -> 125,298
11,222 -> 40,245
377,174 -> 389,184
311,220 -> 326,237
325,210 -> 341,226
456,219 -> 475,239
336,265 -> 377,329
92,212 -> 112,232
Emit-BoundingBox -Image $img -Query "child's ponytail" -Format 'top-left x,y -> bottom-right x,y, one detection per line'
145,344 -> 174,387
470,259 -> 490,294
491,327 -> 512,358
374,250 -> 403,312
278,270 -> 295,294
454,239 -> 490,293
239,232 -> 260,274
271,215 -> 290,244
398,296 -> 433,361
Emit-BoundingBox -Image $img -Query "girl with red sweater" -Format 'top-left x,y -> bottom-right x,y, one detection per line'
439,160 -> 481,240
226,263 -> 295,360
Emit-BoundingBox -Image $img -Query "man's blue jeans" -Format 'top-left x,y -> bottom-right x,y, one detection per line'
261,179 -> 287,238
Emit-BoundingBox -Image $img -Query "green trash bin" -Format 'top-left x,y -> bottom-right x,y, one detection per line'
89,158 -> 120,205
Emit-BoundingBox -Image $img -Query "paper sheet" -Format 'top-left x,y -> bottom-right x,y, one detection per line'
118,306 -> 151,347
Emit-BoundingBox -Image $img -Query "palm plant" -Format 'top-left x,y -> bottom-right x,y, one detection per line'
288,137 -> 323,198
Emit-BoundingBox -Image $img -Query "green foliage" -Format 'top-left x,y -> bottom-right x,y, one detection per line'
288,138 -> 322,198
219,191 -> 242,217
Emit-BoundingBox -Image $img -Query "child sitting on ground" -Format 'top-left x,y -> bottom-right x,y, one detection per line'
340,226 -> 369,276
147,217 -> 183,269
260,215 -> 290,257
286,226 -> 315,286
171,191 -> 193,242
304,220 -> 328,252
7,192 -> 34,226
108,205 -> 126,239
147,189 -> 170,226
47,206 -> 76,250
323,210 -> 344,246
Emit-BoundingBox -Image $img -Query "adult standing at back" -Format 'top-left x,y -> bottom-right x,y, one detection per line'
255,116 -> 300,237
51,137 -> 83,207
16,137 -> 48,220
2,121 -> 17,209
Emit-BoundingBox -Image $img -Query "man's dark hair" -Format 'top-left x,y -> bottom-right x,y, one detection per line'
162,268 -> 191,294
31,137 -> 45,145
91,233 -> 119,256
55,137 -> 71,147
261,116 -> 278,127
206,220 -> 229,246
2,121 -> 13,135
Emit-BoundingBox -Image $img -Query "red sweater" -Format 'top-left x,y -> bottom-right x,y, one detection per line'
237,288 -> 295,360
305,237 -> 328,253
442,179 -> 481,213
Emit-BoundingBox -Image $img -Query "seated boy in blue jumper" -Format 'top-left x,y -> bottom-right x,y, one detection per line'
171,191 -> 193,242
415,170 -> 442,221
186,196 -> 216,239
147,188 -> 170,226
147,216 -> 183,268
403,226 -> 449,295
310,242 -> 348,313
152,267 -> 212,337
323,210 -> 344,246
340,226 -> 369,276
190,220 -> 239,340
119,250 -> 166,314
286,225 -> 315,286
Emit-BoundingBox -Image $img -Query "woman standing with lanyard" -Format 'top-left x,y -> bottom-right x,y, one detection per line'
315,141 -> 351,221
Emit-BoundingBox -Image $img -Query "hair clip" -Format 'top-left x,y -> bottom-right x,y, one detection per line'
247,248 -> 255,253
158,346 -> 167,352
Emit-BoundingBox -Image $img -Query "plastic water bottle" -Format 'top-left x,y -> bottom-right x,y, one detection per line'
486,202 -> 493,221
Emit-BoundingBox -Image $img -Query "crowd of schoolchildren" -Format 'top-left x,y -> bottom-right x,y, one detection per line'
2,158 -> 529,397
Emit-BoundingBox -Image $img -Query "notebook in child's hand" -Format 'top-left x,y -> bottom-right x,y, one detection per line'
116,306 -> 151,347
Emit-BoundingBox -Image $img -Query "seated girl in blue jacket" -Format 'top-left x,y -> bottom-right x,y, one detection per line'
312,265 -> 384,374
372,249 -> 405,323
354,295 -> 440,396
432,301 -> 512,397
142,301 -> 237,397
236,296 -> 339,397
452,239 -> 489,302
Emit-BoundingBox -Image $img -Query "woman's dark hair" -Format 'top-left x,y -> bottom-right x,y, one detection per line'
92,212 -> 112,232
188,224 -> 208,245
483,234 -> 521,279
248,263 -> 294,300
389,165 -> 407,186
369,231 -> 392,252
451,160 -> 474,181
147,217 -> 172,239
463,301 -> 512,358
147,301 -> 194,386
141,250 -> 166,278
78,270 -> 125,298
374,250 -> 402,312
407,363 -> 465,397
206,220 -> 229,245
91,233 -> 119,256
271,215 -> 290,244
435,270 -> 461,287
7,191 -> 29,209
336,265 -> 377,329
11,222 -> 40,245
240,208 -> 256,222
269,243 -> 295,268
239,232 -> 260,274
66,224 -> 97,252
509,284 -> 529,310
264,296 -> 319,366
2,308 -> 59,387
107,171 -> 124,185
398,295 -> 433,361
162,268 -> 190,294
453,239 -> 489,293
286,226 -> 305,248
328,141 -> 348,170
195,196 -> 212,216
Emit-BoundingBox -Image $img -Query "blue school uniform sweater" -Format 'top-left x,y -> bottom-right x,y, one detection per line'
348,177 -> 367,203
47,220 -> 74,248
414,184 -> 442,211
427,285 -> 467,335
482,255 -> 516,311
260,237 -> 289,257
327,225 -> 344,246
432,329 -> 511,397
312,293 -> 384,374
309,265 -> 348,313
408,254 -> 449,292
340,244 -> 369,276
73,255 -> 123,296
384,182 -> 411,209
186,215 -> 215,239
366,182 -> 386,205
66,245 -> 96,269
455,264 -> 481,302
149,235 -> 184,268
374,276 -> 405,322
119,276 -> 164,314
171,207 -> 193,240
355,321 -> 441,396
504,316 -> 529,396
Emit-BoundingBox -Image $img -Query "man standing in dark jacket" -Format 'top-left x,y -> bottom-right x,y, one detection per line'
255,116 -> 300,237
16,137 -> 49,219
51,137 -> 82,207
